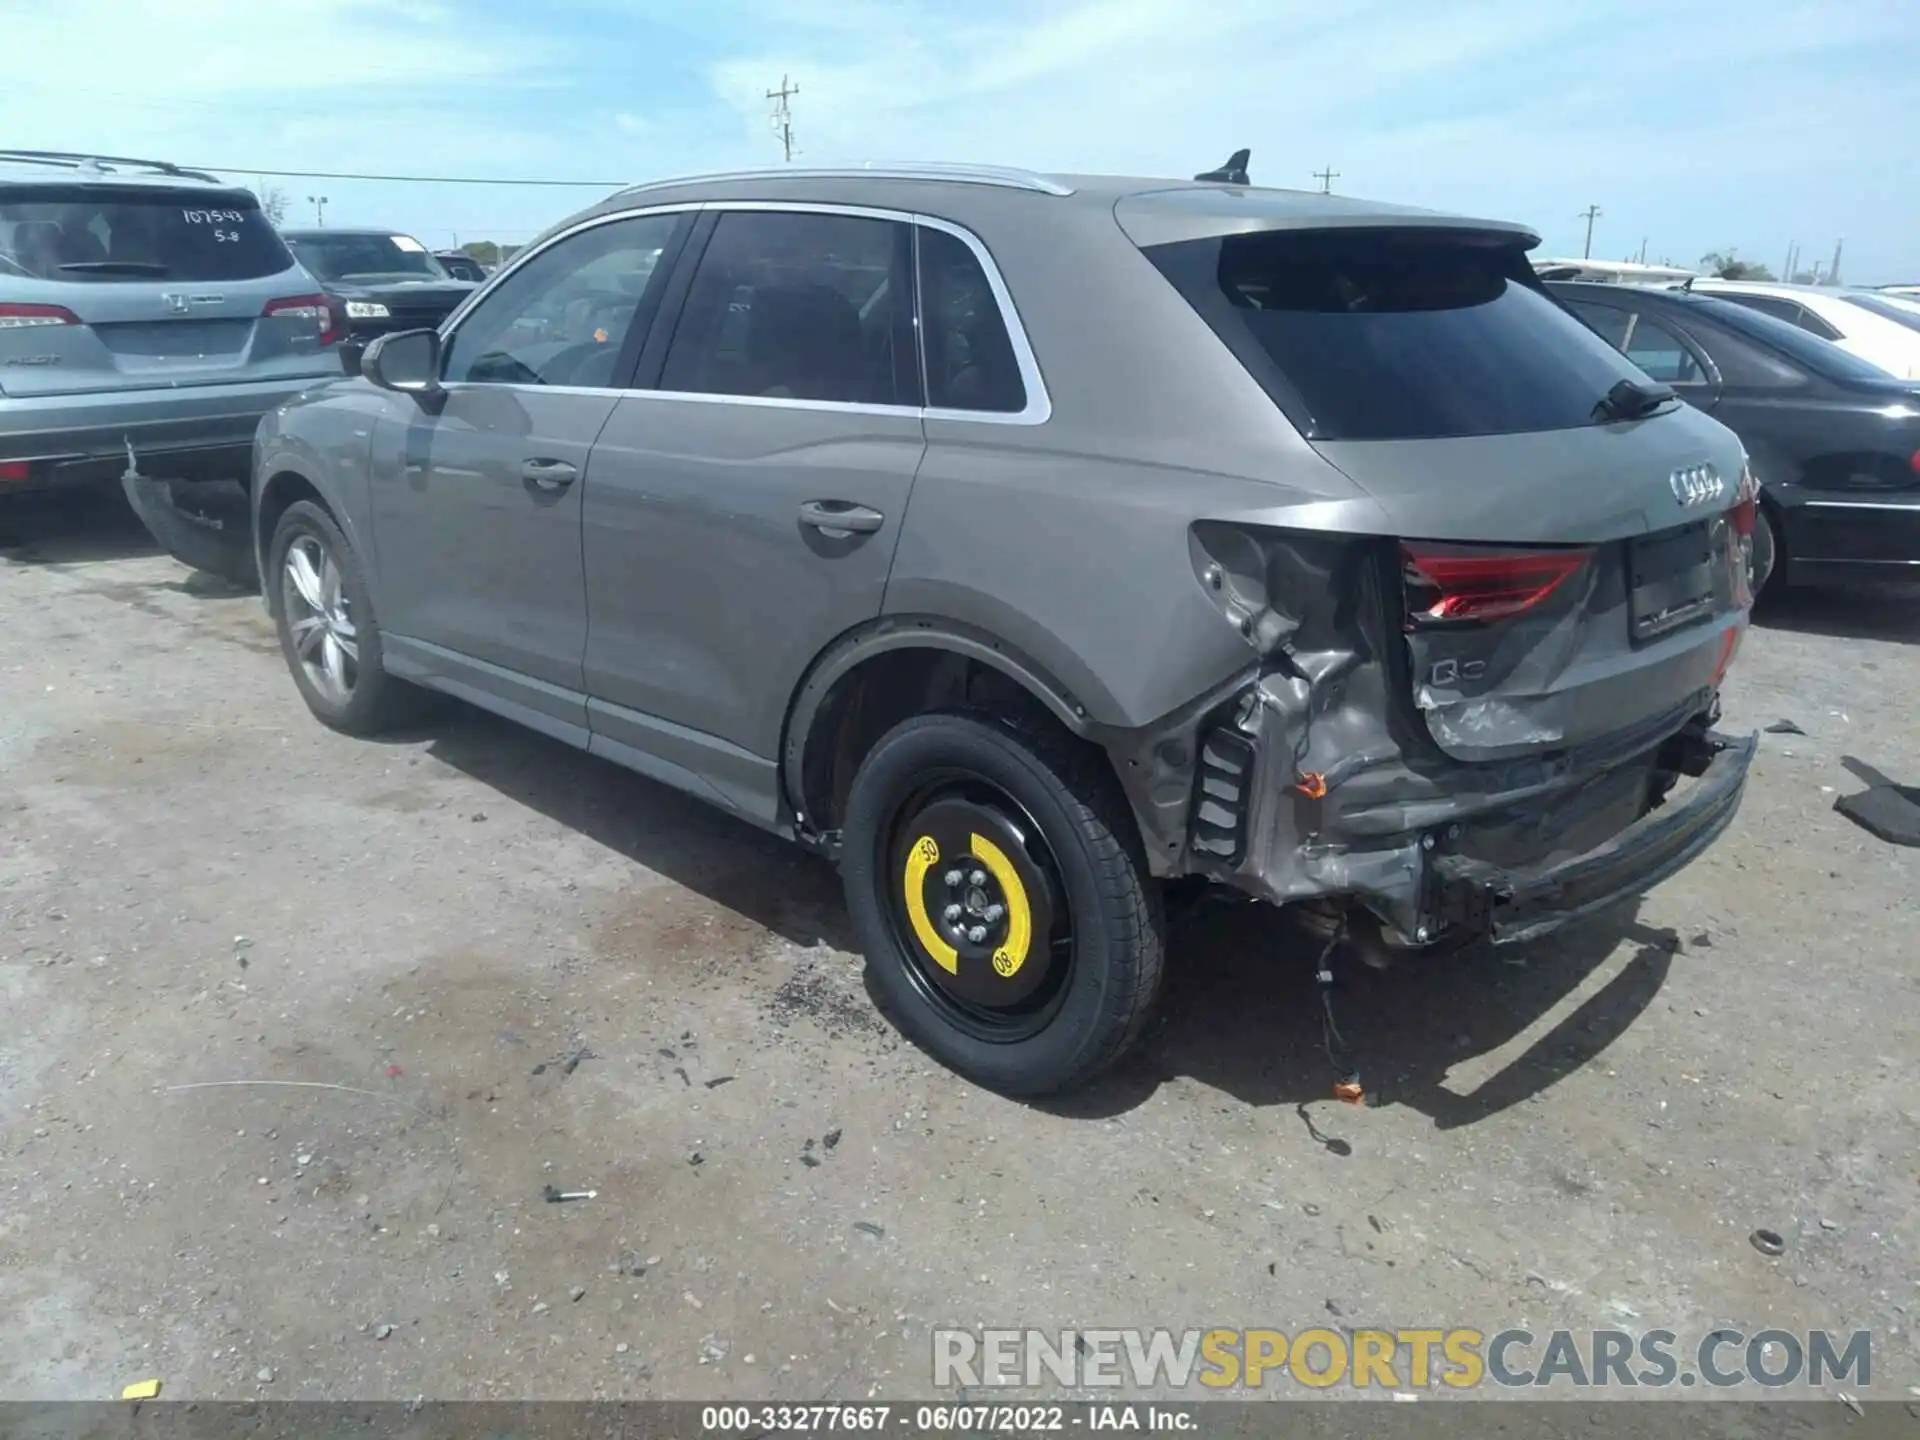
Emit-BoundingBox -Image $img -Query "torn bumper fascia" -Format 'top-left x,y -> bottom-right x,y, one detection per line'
1178,668 -> 1754,942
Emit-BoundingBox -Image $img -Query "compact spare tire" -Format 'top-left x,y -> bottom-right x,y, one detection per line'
840,711 -> 1165,1096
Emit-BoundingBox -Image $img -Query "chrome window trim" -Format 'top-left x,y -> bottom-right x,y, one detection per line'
436,199 -> 1052,426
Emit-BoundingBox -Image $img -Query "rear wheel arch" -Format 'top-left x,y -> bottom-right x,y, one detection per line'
781,620 -> 1128,841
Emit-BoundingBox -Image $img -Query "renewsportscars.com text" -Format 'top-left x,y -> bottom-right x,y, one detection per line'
933,1327 -> 1872,1392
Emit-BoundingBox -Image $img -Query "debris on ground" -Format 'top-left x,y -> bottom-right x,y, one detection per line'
542,1185 -> 597,1202
1834,784 -> 1920,847
688,1152 -> 705,1167
1839,1392 -> 1863,1417
704,1075 -> 735,1089
823,1129 -> 842,1150
1763,719 -> 1806,736
674,1067 -> 691,1087
699,1334 -> 728,1364
120,1379 -> 162,1401
1749,1228 -> 1785,1256
853,1221 -> 884,1239
255,1367 -> 274,1384
562,1047 -> 593,1075
801,1154 -> 821,1169
372,1324 -> 395,1341
570,1285 -> 587,1302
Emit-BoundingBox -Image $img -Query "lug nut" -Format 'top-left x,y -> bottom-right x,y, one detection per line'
983,904 -> 1005,923
943,904 -> 963,923
969,870 -> 987,888
966,925 -> 988,944
944,870 -> 963,888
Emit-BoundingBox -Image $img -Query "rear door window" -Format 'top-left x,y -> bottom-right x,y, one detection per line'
0,185 -> 294,282
1144,229 -> 1646,440
658,210 -> 918,406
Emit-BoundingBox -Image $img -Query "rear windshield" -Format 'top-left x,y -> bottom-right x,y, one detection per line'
285,233 -> 446,283
1144,229 -> 1649,441
1686,296 -> 1899,382
1842,292 -> 1920,335
0,185 -> 293,283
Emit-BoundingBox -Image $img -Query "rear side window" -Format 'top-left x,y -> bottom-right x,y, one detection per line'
0,185 -> 293,283
919,226 -> 1026,413
1564,299 -> 1632,348
659,210 -> 916,406
1144,229 -> 1647,440
1691,296 -> 1893,383
1621,314 -> 1707,385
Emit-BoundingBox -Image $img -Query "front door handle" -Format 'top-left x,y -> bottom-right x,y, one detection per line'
521,458 -> 577,492
798,500 -> 885,536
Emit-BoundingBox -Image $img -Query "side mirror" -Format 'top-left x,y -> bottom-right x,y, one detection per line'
360,329 -> 443,401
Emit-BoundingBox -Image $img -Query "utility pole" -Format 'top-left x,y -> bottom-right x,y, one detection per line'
1577,204 -> 1602,259
767,75 -> 799,164
1827,237 -> 1844,287
1637,237 -> 1648,264
1312,165 -> 1340,195
307,195 -> 328,227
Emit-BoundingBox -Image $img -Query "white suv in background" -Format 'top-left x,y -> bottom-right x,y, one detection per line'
1691,279 -> 1920,379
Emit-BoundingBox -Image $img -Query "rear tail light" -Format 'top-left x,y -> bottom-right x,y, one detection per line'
0,461 -> 31,481
1401,542 -> 1591,627
1911,448 -> 1920,476
1727,463 -> 1758,536
263,294 -> 338,345
0,302 -> 80,329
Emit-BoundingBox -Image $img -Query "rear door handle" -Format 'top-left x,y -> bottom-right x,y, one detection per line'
521,458 -> 577,492
798,500 -> 885,536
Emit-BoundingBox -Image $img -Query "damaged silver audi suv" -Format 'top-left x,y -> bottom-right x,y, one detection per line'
251,160 -> 1759,1095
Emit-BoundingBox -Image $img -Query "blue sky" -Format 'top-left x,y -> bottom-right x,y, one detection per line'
4,0 -> 1917,281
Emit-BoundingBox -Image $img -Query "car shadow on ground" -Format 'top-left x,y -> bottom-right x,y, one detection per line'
410,698 -> 1678,1134
1752,583 -> 1920,645
1052,898 -> 1679,1133
0,486 -> 160,567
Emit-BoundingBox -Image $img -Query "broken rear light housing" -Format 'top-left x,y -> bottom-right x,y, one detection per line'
1401,541 -> 1591,627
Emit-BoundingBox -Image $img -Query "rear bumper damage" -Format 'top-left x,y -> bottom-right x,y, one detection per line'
1104,530 -> 1756,949
1423,726 -> 1754,944
1178,698 -> 1754,946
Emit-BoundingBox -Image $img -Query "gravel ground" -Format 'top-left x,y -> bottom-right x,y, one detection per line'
1,489 -> 1916,1406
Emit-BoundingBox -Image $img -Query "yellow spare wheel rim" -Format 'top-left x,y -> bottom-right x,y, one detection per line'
887,786 -> 1065,1040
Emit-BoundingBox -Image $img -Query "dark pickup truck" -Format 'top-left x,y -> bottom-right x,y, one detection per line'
281,228 -> 476,341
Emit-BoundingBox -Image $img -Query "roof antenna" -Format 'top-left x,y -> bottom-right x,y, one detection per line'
1195,148 -> 1250,185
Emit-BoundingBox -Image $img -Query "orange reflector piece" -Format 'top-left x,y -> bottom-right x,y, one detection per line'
1297,772 -> 1328,800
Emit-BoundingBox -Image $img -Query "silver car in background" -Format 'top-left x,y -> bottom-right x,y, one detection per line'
252,163 -> 1760,1096
0,151 -> 339,569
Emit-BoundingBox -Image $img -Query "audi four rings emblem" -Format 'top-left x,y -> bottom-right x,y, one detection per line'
1669,463 -> 1724,507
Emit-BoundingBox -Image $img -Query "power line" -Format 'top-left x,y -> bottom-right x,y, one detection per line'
1312,165 -> 1339,194
197,165 -> 628,187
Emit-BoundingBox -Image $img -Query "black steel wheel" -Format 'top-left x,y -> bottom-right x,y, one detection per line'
841,710 -> 1165,1096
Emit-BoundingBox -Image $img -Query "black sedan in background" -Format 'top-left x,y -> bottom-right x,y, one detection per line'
1549,281 -> 1920,591
281,229 -> 477,342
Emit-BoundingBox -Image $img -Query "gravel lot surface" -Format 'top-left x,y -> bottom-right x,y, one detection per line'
2,490 -> 1915,1408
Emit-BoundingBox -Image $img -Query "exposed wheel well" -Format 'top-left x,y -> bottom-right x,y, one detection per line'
257,471 -> 328,556
793,645 -> 1126,841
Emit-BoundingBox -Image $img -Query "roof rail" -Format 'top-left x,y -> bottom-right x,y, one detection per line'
613,163 -> 1075,199
0,149 -> 221,184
